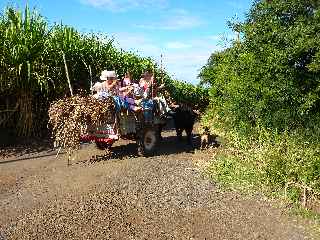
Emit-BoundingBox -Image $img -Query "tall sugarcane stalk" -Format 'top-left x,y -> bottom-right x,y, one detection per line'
89,65 -> 93,94
62,51 -> 73,96
0,5 -> 162,138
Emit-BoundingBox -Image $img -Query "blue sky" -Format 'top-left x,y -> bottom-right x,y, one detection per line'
1,0 -> 254,84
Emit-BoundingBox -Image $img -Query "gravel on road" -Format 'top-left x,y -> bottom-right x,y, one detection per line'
0,131 -> 318,239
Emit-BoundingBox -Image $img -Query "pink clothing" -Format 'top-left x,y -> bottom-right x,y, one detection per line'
139,80 -> 148,91
123,78 -> 131,86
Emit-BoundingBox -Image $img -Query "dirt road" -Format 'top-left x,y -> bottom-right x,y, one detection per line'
0,130 -> 318,239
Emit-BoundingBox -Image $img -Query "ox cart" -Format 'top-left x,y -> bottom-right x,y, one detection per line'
81,107 -> 168,156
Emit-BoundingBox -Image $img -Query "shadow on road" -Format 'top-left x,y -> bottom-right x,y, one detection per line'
99,134 -> 202,161
0,150 -> 63,165
0,138 -> 53,162
1,133 -> 212,165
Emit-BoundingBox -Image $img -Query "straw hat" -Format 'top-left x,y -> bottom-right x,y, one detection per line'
100,70 -> 117,81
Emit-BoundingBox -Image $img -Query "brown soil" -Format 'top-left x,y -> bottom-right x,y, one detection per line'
0,130 -> 319,240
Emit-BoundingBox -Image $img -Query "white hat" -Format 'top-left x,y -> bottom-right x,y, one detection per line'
100,70 -> 116,81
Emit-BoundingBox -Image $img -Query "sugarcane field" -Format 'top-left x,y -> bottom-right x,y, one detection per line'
1,1 -> 320,239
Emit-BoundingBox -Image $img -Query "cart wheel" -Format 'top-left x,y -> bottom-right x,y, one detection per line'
95,141 -> 112,150
137,127 -> 159,156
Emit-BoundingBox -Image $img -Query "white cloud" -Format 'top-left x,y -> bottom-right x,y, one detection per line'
111,32 -> 161,56
165,53 -> 209,64
161,38 -> 223,83
163,46 -> 221,83
135,10 -> 203,30
111,32 -> 223,84
81,0 -> 168,12
166,41 -> 191,49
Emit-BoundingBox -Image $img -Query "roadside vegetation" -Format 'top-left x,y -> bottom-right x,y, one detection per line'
200,0 -> 320,213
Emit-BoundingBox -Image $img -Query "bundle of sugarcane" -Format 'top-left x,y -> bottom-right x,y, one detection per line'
48,95 -> 115,150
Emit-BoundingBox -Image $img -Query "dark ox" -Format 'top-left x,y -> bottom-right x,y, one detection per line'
169,105 -> 198,145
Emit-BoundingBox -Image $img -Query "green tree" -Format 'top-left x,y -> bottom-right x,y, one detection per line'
201,0 -> 320,133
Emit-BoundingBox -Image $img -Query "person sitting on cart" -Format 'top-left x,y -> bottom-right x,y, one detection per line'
136,71 -> 157,122
119,71 -> 142,112
90,70 -> 120,140
140,71 -> 165,98
91,70 -> 119,99
100,70 -> 120,96
138,71 -> 169,115
97,70 -> 141,112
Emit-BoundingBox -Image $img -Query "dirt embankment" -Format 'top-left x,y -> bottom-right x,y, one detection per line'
0,131 -> 319,239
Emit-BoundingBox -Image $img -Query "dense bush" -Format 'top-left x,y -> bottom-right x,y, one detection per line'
201,0 -> 320,206
201,0 -> 320,132
164,77 -> 209,111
